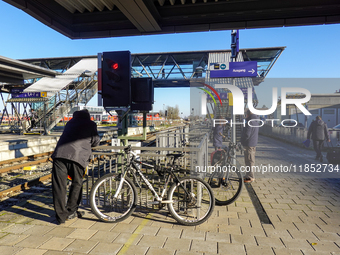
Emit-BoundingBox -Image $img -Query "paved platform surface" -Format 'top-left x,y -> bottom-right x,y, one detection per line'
0,135 -> 339,255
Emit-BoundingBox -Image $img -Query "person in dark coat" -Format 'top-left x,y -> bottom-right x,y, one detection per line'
51,109 -> 100,225
241,109 -> 259,183
28,109 -> 38,131
213,121 -> 225,151
307,116 -> 330,162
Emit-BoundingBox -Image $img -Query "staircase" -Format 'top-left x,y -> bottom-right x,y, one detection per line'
32,74 -> 98,133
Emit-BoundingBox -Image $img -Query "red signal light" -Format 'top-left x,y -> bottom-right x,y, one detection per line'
112,63 -> 119,70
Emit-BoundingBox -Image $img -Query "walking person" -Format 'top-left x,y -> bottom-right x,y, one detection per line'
241,109 -> 259,183
307,116 -> 330,162
51,109 -> 100,225
213,119 -> 225,151
28,108 -> 38,131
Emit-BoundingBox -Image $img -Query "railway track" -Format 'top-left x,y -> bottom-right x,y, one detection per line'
0,133 -> 154,200
0,125 -> 185,202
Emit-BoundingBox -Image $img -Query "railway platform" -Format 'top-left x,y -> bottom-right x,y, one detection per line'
0,135 -> 339,255
0,126 -> 118,162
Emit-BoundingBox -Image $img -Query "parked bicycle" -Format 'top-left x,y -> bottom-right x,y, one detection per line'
90,145 -> 215,226
207,142 -> 243,206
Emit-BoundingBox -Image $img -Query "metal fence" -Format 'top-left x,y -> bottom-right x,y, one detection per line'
82,132 -> 209,210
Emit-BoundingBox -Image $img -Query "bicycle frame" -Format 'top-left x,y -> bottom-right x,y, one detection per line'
115,150 -> 190,204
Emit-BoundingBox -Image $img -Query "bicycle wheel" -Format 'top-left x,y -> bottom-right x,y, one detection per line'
167,177 -> 215,226
90,173 -> 137,223
207,168 -> 243,206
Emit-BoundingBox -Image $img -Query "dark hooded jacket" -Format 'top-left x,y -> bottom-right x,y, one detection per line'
52,110 -> 100,168
307,119 -> 329,141
241,114 -> 259,147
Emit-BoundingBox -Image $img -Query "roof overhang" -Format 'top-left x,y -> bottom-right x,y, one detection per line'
0,55 -> 58,84
3,0 -> 340,39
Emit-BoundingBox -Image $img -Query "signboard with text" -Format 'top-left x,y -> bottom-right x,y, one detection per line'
210,61 -> 257,78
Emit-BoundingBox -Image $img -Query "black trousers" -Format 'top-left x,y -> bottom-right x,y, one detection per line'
52,158 -> 84,224
313,140 -> 324,159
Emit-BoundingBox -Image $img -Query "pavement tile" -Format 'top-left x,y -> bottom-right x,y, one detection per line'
218,224 -> 241,235
207,216 -> 229,225
175,251 -> 203,255
226,206 -> 247,213
28,219 -> 57,226
66,228 -> 98,240
255,236 -> 285,248
22,225 -> 55,236
44,226 -> 75,238
0,246 -> 22,255
302,251 -> 336,255
218,242 -> 246,255
272,247 -> 304,255
317,224 -> 340,233
292,223 -> 322,232
0,222 -> 14,231
0,233 -> 29,246
146,247 -> 174,255
156,227 -> 182,238
240,226 -> 266,237
88,242 -> 123,255
15,247 -> 47,255
112,233 -> 143,245
286,230 -> 319,242
271,204 -> 292,210
0,212 -> 20,222
190,239 -> 217,253
63,239 -> 98,253
89,222 -> 117,231
217,210 -> 239,218
129,216 -> 154,226
133,225 -> 160,236
89,230 -> 120,243
10,216 -> 35,224
119,244 -> 149,255
309,240 -> 340,253
137,235 -> 167,247
68,218 -> 96,229
39,237 -> 75,251
272,222 -> 298,232
281,238 -> 314,251
229,218 -> 251,228
2,224 -> 34,234
15,234 -> 51,248
238,212 -> 260,220
111,223 -> 139,233
206,231 -> 230,243
313,232 -> 340,242
230,234 -> 257,245
195,221 -> 218,232
244,244 -> 275,255
181,229 -> 205,240
163,237 -> 191,250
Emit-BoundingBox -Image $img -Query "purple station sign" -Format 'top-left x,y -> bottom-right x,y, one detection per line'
210,61 -> 257,78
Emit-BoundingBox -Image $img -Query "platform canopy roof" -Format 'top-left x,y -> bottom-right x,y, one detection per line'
0,55 -> 58,84
3,0 -> 340,39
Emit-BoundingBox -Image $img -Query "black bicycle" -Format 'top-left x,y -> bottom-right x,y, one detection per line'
207,142 -> 243,206
90,145 -> 215,226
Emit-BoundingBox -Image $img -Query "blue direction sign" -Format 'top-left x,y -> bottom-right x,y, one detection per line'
12,92 -> 47,98
210,61 -> 257,78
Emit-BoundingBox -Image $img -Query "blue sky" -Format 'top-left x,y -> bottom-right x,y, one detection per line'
0,1 -> 340,116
